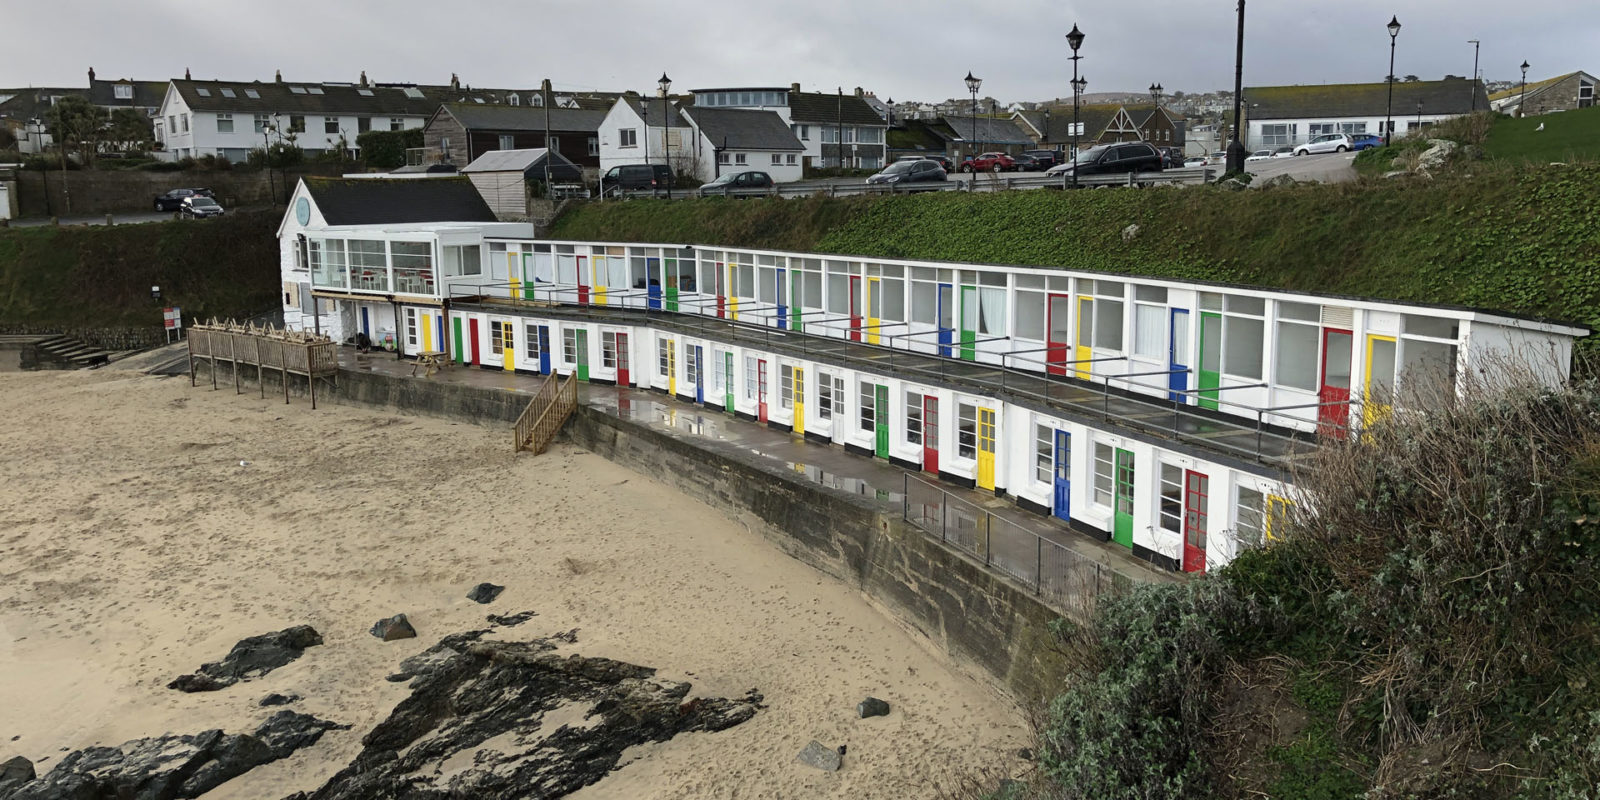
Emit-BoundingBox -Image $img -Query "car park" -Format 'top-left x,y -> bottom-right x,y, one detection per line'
154,188 -> 213,212
698,170 -> 775,196
1294,133 -> 1353,156
867,159 -> 947,185
1046,142 -> 1164,178
961,152 -> 1016,173
179,196 -> 225,218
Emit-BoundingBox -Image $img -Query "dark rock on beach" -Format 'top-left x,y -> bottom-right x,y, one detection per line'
167,625 -> 323,693
370,614 -> 417,642
466,583 -> 505,604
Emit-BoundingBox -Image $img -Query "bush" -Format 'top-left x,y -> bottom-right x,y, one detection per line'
356,128 -> 424,170
137,158 -> 195,172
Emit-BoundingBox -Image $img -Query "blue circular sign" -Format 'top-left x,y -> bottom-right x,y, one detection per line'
295,196 -> 310,226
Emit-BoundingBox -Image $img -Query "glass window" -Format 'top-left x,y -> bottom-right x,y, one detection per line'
309,239 -> 347,288
744,356 -> 757,400
978,287 -> 1006,335
498,134 -> 514,150
1236,487 -> 1265,549
1403,314 -> 1458,340
1015,291 -> 1045,340
859,382 -> 876,432
906,392 -> 923,445
1224,316 -> 1264,379
818,371 -> 836,420
1160,464 -> 1183,534
780,366 -> 795,410
215,113 -> 233,134
562,328 -> 577,363
1278,301 -> 1320,321
325,117 -> 340,134
882,279 -> 905,321
1092,442 -> 1114,506
1035,424 -> 1053,483
958,403 -> 977,459
390,241 -> 433,294
1094,300 -> 1124,350
1275,321 -> 1320,391
253,114 -> 269,133
347,239 -> 389,291
1134,304 -> 1164,358
601,331 -> 617,368
490,322 -> 505,355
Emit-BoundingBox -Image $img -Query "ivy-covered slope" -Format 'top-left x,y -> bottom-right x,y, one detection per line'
550,165 -> 1600,339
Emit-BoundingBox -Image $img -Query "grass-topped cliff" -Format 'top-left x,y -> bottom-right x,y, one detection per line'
551,163 -> 1600,346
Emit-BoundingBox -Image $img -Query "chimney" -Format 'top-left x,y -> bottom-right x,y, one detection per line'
87,66 -> 96,83
275,69 -> 282,83
855,86 -> 864,98
185,67 -> 191,80
359,70 -> 368,87
451,73 -> 460,90
791,82 -> 801,93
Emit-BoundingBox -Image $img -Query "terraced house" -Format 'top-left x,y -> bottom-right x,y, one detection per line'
275,181 -> 1587,580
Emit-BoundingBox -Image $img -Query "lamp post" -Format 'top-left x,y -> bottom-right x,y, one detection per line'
1148,82 -> 1163,142
1385,15 -> 1401,145
965,71 -> 982,168
1519,60 -> 1530,117
261,123 -> 275,208
1225,1 -> 1247,174
1066,23 -> 1085,187
658,72 -> 671,198
1468,39 -> 1481,111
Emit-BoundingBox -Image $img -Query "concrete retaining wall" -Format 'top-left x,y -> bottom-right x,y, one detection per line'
13,165 -> 347,217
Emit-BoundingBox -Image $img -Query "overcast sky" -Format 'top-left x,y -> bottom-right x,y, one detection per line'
5,0 -> 1593,103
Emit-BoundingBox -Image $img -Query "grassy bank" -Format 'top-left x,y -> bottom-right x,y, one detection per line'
0,210 -> 279,329
552,164 -> 1600,342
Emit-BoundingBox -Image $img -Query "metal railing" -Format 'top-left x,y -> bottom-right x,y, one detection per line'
594,167 -> 1217,202
902,474 -> 1131,617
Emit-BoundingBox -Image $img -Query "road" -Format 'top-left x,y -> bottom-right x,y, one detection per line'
1245,151 -> 1358,184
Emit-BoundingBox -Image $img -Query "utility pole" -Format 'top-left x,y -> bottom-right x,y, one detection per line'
1225,0 -> 1248,173
1468,40 -> 1481,111
836,87 -> 844,170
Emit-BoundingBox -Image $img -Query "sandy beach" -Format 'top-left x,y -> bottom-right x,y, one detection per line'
0,368 -> 1027,798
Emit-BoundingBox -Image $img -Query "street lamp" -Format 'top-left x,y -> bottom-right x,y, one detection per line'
1148,83 -> 1163,142
1468,40 -> 1481,111
1225,1 -> 1248,174
1519,60 -> 1530,116
261,122 -> 276,206
658,72 -> 672,197
1066,23 -> 1085,187
1385,15 -> 1402,145
965,71 -> 982,166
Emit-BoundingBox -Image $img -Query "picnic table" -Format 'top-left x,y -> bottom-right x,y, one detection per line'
412,350 -> 448,377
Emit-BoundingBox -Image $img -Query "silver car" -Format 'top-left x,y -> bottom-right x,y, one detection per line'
1294,133 -> 1353,156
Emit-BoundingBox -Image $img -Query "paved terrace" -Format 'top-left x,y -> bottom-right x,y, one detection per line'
456,298 -> 1316,476
337,345 -> 1177,593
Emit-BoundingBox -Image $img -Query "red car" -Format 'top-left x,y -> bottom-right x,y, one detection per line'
960,152 -> 1016,173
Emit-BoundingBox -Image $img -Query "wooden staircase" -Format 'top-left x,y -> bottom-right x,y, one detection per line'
36,335 -> 113,368
514,373 -> 578,454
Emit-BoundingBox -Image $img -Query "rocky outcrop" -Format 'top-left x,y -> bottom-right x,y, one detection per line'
0,711 -> 346,800
466,583 -> 505,604
0,758 -> 33,796
290,632 -> 764,799
167,626 -> 324,693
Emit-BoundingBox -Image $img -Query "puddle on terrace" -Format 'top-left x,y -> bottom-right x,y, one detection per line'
586,387 -> 904,504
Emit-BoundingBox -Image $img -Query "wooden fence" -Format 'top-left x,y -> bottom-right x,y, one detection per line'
514,373 -> 577,454
187,320 -> 338,408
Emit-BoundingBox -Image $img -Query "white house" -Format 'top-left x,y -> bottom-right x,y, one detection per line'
687,84 -> 888,169
595,96 -> 692,176
1242,78 -> 1489,150
678,106 -> 805,183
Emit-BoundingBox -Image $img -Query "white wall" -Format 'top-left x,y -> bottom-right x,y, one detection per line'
1246,112 -> 1465,150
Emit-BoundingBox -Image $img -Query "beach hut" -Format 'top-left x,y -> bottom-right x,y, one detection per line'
460,148 -> 583,219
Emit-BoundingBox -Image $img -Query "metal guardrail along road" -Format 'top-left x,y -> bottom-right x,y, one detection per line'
599,167 -> 1217,201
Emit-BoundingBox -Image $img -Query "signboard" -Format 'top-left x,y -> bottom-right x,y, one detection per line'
163,307 -> 183,329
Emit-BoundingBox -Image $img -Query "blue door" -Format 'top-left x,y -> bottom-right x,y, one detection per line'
936,283 -> 954,357
1168,308 -> 1190,402
691,345 -> 705,403
647,257 -> 662,309
775,268 -> 788,330
1052,429 -> 1072,521
360,307 -> 371,337
538,325 -> 552,374
434,314 -> 444,351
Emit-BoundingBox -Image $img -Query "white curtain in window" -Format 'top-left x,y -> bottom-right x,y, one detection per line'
1134,304 -> 1165,359
534,253 -> 555,283
979,288 -> 1007,335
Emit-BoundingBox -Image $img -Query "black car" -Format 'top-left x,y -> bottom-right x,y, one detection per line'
698,170 -> 775,196
1013,154 -> 1048,172
154,187 -> 213,212
896,153 -> 954,173
1158,147 -> 1186,169
1021,149 -> 1063,169
867,159 -> 947,185
179,196 -> 225,218
599,164 -> 674,195
1045,142 -> 1164,179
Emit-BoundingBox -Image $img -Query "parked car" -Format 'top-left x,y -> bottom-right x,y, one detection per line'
179,196 -> 225,218
896,153 -> 955,173
1270,146 -> 1297,158
599,164 -> 674,194
1350,133 -> 1383,150
698,170 -> 775,196
867,159 -> 947,185
1013,154 -> 1047,172
1294,133 -> 1353,156
1245,149 -> 1274,162
1157,147 -> 1186,169
1183,156 -> 1208,168
154,188 -> 213,212
961,152 -> 1016,173
1045,142 -> 1164,178
1022,149 -> 1063,169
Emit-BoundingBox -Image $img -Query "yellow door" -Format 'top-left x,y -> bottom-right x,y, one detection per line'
727,264 -> 739,320
793,368 -> 806,435
1265,494 -> 1292,543
1075,296 -> 1093,380
420,313 -> 433,354
976,407 -> 997,490
501,321 -> 515,371
1364,335 -> 1398,427
593,256 -> 607,305
667,341 -> 677,396
507,251 -> 520,297
866,277 -> 881,344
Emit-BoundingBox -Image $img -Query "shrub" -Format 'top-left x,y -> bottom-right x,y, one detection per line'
356,128 -> 424,170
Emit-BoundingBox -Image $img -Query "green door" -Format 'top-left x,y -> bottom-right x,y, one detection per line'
790,270 -> 804,331
724,352 -> 735,410
453,317 -> 466,364
521,253 -> 537,300
665,258 -> 680,311
1113,448 -> 1135,548
874,384 -> 890,458
959,286 -> 978,362
574,329 -> 589,381
1197,311 -> 1222,410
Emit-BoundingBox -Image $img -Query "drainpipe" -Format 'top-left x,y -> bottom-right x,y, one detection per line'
388,294 -> 402,360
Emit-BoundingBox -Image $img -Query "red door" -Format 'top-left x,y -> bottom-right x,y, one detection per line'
468,318 -> 481,365
1318,328 -> 1353,438
616,332 -> 630,386
756,358 -> 769,422
922,395 -> 939,473
715,261 -> 726,318
848,275 -> 862,341
576,255 -> 590,305
1182,469 -> 1209,573
1046,293 -> 1071,376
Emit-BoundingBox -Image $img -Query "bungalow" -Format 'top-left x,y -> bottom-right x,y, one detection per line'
1242,78 -> 1489,150
1490,71 -> 1596,117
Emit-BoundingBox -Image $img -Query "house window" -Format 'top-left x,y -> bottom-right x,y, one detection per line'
780,366 -> 796,410
114,84 -> 133,100
1235,487 -> 1266,549
490,322 -> 505,355
601,331 -> 617,368
818,370 -> 840,420
906,392 -> 923,445
357,116 -> 370,133
498,134 -> 515,150
253,114 -> 269,133
325,117 -> 339,134
215,113 -> 233,134
524,322 -> 541,362
548,136 -> 560,153
288,115 -> 305,133
404,308 -> 418,347
390,118 -> 404,131
619,128 -> 637,148
1035,424 -> 1053,483
1221,294 -> 1265,380
180,114 -> 189,133
771,153 -> 781,165
795,124 -> 810,140
1159,463 -> 1183,536
1274,301 -> 1321,391
1260,123 -> 1296,147
957,403 -> 978,458
1092,442 -> 1115,506
734,153 -> 747,165
1579,80 -> 1594,108
744,356 -> 758,400
1338,121 -> 1368,135
859,382 -> 878,433
1308,122 -> 1338,137
718,151 -> 730,164
509,94 -> 521,106
167,116 -> 177,134
1132,285 -> 1167,359
712,349 -> 726,393
587,137 -> 598,156
563,328 -> 578,364
245,89 -> 259,99
786,154 -> 797,165
196,87 -> 212,97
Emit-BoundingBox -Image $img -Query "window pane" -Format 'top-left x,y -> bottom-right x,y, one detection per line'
1403,315 -> 1458,340
1134,304 -> 1164,358
1094,300 -> 1124,350
1092,443 -> 1114,506
1275,321 -> 1319,391
1015,291 -> 1045,340
1225,316 -> 1264,379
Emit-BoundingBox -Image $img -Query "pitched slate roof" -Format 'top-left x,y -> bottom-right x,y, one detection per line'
623,96 -> 689,128
439,102 -> 606,133
1244,78 -> 1488,120
304,177 -> 496,226
683,107 -> 804,151
171,80 -> 448,116
787,91 -> 885,126
1014,104 -> 1122,142
939,115 -> 1032,145
88,79 -> 168,109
